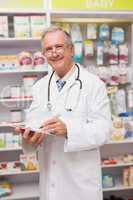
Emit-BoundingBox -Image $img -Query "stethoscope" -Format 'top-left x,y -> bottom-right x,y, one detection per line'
47,63 -> 82,112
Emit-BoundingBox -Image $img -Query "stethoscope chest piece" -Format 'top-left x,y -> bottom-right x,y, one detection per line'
47,101 -> 52,111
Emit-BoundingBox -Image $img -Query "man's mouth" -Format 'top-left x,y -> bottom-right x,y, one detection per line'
50,55 -> 64,62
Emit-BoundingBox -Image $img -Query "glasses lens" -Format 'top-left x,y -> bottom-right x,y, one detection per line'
44,44 -> 67,56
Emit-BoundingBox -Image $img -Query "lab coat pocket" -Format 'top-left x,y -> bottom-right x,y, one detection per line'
73,150 -> 101,186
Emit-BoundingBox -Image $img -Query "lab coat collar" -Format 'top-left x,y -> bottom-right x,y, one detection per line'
54,63 -> 79,96
54,64 -> 76,82
49,63 -> 81,106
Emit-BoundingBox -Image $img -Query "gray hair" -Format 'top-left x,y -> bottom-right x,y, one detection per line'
41,25 -> 73,51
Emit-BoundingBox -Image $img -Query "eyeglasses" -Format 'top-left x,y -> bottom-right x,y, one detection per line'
43,44 -> 69,57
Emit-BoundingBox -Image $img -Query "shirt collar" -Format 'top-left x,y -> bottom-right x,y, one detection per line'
55,64 -> 76,82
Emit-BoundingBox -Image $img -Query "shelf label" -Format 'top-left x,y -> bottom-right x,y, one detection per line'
52,0 -> 133,10
0,0 -> 45,9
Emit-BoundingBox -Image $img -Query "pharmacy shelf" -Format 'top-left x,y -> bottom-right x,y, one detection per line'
0,37 -> 41,41
51,10 -> 133,21
52,17 -> 133,23
102,162 -> 133,168
0,69 -> 48,75
0,9 -> 47,14
0,38 -> 41,48
0,122 -> 24,127
105,139 -> 133,145
0,170 -> 39,176
0,97 -> 32,109
1,182 -> 39,200
103,184 -> 133,192
0,147 -> 22,152
0,97 -> 32,103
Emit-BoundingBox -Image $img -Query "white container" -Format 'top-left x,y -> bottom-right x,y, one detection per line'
30,15 -> 46,38
14,16 -> 30,38
23,75 -> 37,87
127,89 -> 133,108
23,86 -> 32,98
13,135 -> 21,148
5,133 -> 13,148
11,86 -> 21,98
10,110 -> 22,123
0,16 -> 8,38
116,89 -> 127,114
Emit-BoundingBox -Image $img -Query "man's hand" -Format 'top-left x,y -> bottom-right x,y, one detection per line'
41,116 -> 67,138
15,116 -> 67,147
15,127 -> 46,147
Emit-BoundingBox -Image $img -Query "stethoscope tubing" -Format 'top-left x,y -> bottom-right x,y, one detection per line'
47,63 -> 82,111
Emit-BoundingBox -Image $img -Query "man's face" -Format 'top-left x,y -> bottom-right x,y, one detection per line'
43,30 -> 74,75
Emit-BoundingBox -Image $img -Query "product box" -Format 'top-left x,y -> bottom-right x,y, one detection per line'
0,55 -> 18,71
5,133 -> 13,148
0,16 -> 8,38
0,181 -> 12,197
20,154 -> 39,171
0,187 -> 11,197
30,15 -> 46,38
0,134 -> 5,148
13,135 -> 21,148
14,16 -> 30,38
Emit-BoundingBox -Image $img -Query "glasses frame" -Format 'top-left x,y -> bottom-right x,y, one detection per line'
43,43 -> 71,57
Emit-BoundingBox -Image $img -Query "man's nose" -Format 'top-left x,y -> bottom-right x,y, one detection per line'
52,46 -> 57,53
52,47 -> 58,56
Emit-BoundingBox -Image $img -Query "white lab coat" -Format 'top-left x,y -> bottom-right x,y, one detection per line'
23,64 -> 111,200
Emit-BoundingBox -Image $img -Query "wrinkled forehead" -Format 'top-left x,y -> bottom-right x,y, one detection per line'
43,30 -> 67,47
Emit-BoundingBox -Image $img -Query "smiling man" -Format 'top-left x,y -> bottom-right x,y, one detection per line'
42,27 -> 75,77
16,25 -> 111,200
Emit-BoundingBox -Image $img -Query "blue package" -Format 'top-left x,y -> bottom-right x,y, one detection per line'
99,24 -> 109,41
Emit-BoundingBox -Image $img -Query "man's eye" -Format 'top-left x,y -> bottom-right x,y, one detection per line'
46,48 -> 52,52
56,45 -> 63,49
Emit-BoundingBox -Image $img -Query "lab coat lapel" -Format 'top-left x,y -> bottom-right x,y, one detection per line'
49,66 -> 78,109
58,67 -> 77,97
50,73 -> 60,106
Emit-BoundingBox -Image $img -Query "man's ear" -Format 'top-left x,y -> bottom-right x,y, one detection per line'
71,44 -> 75,57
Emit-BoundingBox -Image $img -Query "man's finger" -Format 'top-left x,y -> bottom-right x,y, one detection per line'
23,128 -> 32,139
30,132 -> 41,143
34,133 -> 45,146
44,118 -> 59,126
44,114 -> 61,126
